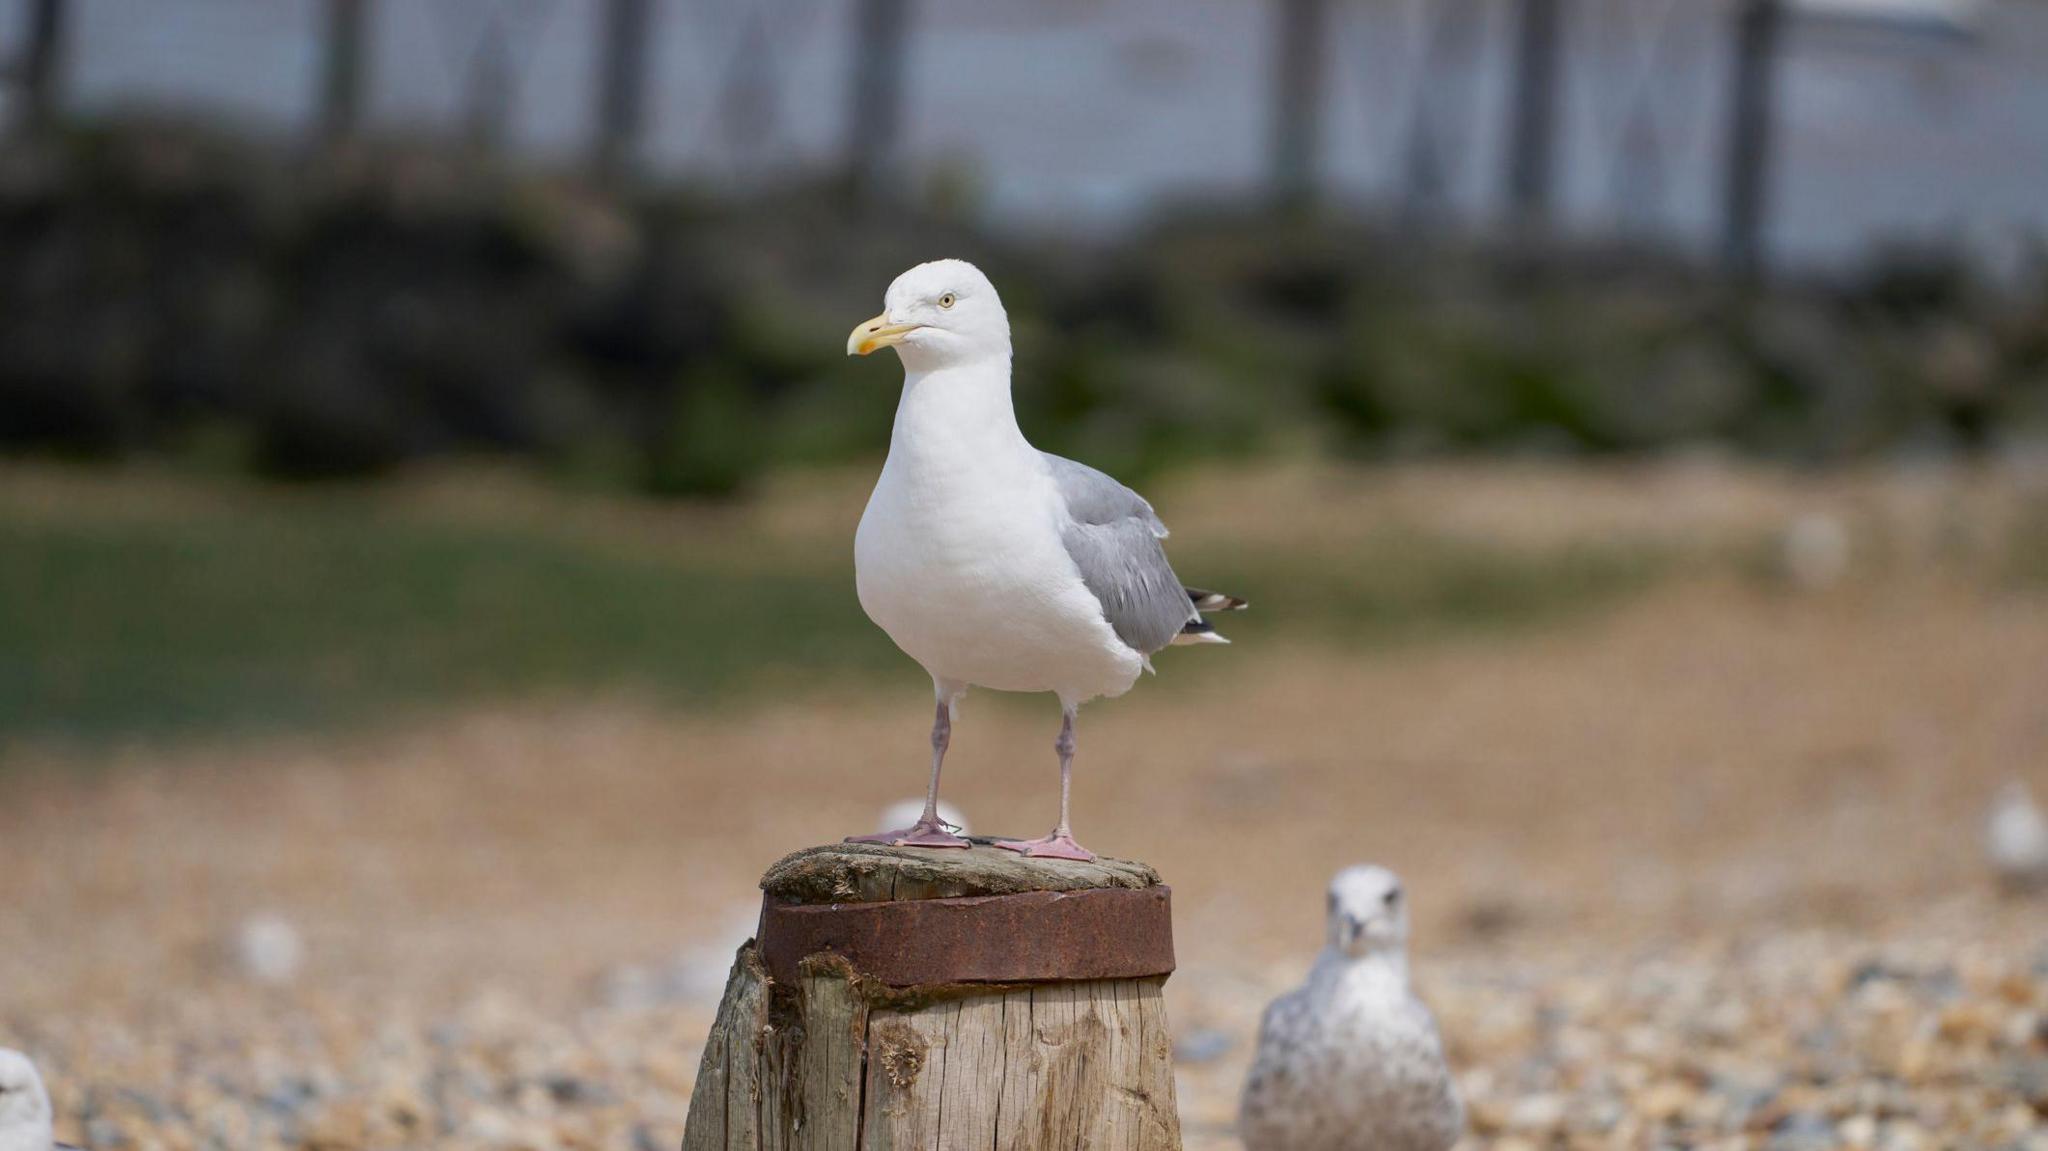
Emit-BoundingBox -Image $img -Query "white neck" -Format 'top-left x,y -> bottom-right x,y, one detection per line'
1309,946 -> 1411,995
887,357 -> 1032,472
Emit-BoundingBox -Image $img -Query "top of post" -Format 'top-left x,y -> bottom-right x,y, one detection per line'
761,841 -> 1161,905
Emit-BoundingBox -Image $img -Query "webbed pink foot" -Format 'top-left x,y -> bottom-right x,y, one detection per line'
993,831 -> 1096,862
846,818 -> 970,850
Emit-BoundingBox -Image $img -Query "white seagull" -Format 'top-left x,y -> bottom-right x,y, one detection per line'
844,259 -> 1243,861
1986,779 -> 2048,894
0,1050 -> 79,1151
1239,866 -> 1464,1151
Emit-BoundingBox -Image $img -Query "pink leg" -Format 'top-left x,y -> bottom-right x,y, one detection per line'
996,708 -> 1096,861
847,699 -> 970,849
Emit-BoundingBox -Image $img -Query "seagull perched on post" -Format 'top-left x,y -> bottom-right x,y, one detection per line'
1239,866 -> 1464,1151
843,259 -> 1243,861
0,1050 -> 79,1151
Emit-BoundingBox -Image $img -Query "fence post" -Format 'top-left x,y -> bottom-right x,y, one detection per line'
318,0 -> 370,145
1722,0 -> 1783,277
594,0 -> 653,182
18,0 -> 67,134
1270,0 -> 1328,208
846,0 -> 909,204
463,21 -> 513,152
1503,0 -> 1565,227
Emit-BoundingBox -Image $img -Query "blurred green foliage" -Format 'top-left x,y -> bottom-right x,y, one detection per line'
1,125 -> 2046,499
0,500 -> 903,741
0,490 -> 1666,744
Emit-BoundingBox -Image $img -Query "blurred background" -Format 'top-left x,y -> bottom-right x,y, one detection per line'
2,2 -> 2045,1148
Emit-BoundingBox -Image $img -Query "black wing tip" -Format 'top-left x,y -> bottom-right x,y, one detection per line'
1185,587 -> 1249,612
1174,617 -> 1232,645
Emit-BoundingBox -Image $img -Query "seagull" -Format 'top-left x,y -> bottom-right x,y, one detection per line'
1239,866 -> 1464,1151
232,913 -> 305,985
843,259 -> 1243,861
0,1050 -> 80,1151
876,798 -> 970,840
1986,779 -> 2048,894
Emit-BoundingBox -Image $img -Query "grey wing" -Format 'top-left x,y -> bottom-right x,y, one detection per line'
1045,453 -> 1195,655
1043,453 -> 1167,537
1239,991 -> 1312,1148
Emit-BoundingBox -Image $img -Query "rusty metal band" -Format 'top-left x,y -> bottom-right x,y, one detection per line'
758,886 -> 1174,988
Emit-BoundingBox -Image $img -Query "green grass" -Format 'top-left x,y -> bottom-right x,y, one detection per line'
1179,528 -> 1664,648
0,487 -> 1668,746
0,505 -> 916,743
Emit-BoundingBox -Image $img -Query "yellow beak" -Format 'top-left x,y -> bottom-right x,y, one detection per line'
848,313 -> 922,356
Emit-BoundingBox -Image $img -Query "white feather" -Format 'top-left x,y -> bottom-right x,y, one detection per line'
0,1049 -> 57,1151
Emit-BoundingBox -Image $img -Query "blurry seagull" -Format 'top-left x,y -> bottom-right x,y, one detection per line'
1985,779 -> 2048,895
0,1050 -> 80,1151
877,798 -> 970,840
844,259 -> 1243,861
1240,866 -> 1463,1151
1781,512 -> 1850,591
233,913 -> 305,985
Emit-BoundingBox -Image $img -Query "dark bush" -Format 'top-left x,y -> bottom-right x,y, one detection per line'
0,124 -> 2043,491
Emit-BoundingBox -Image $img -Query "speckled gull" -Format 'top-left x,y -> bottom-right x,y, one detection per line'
842,258 -> 1244,862
1240,866 -> 1464,1151
0,1050 -> 80,1151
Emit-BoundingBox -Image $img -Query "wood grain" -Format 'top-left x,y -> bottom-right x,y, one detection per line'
761,842 -> 1160,906
686,843 -> 1182,1151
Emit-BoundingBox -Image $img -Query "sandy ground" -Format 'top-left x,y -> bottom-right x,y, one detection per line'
3,461 -> 2046,1149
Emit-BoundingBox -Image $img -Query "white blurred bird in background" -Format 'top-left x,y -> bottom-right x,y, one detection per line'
1239,865 -> 1463,1151
1985,779 -> 2048,894
232,913 -> 305,985
0,1050 -> 78,1151
877,797 -> 970,839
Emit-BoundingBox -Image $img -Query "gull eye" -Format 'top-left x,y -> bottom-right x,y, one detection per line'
938,292 -> 957,309
1384,888 -> 1402,908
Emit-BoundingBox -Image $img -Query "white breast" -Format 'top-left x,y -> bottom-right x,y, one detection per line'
1241,961 -> 1464,1151
854,369 -> 1141,704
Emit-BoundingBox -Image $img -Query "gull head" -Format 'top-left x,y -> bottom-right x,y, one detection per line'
1325,864 -> 1409,959
0,1049 -> 53,1146
847,259 -> 1010,370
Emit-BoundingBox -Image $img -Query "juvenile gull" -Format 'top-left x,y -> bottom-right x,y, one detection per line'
1239,866 -> 1463,1151
844,259 -> 1243,861
0,1050 -> 79,1151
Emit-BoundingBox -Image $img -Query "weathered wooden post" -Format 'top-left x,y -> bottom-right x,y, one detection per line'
682,842 -> 1184,1151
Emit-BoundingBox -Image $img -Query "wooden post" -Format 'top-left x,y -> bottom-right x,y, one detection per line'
845,0 -> 909,204
593,0 -> 653,182
682,843 -> 1184,1151
1502,0 -> 1565,226
1270,0 -> 1328,209
463,20 -> 515,153
318,0 -> 370,145
18,0 -> 66,134
1722,0 -> 1783,278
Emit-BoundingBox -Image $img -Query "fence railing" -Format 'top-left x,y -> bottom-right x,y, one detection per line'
2,0 -> 1996,272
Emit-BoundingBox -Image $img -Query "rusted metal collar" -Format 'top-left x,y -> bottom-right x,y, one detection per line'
758,886 -> 1175,988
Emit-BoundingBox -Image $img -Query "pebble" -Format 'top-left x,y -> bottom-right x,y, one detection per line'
1173,1028 -> 1235,1065
13,904 -> 2045,1151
